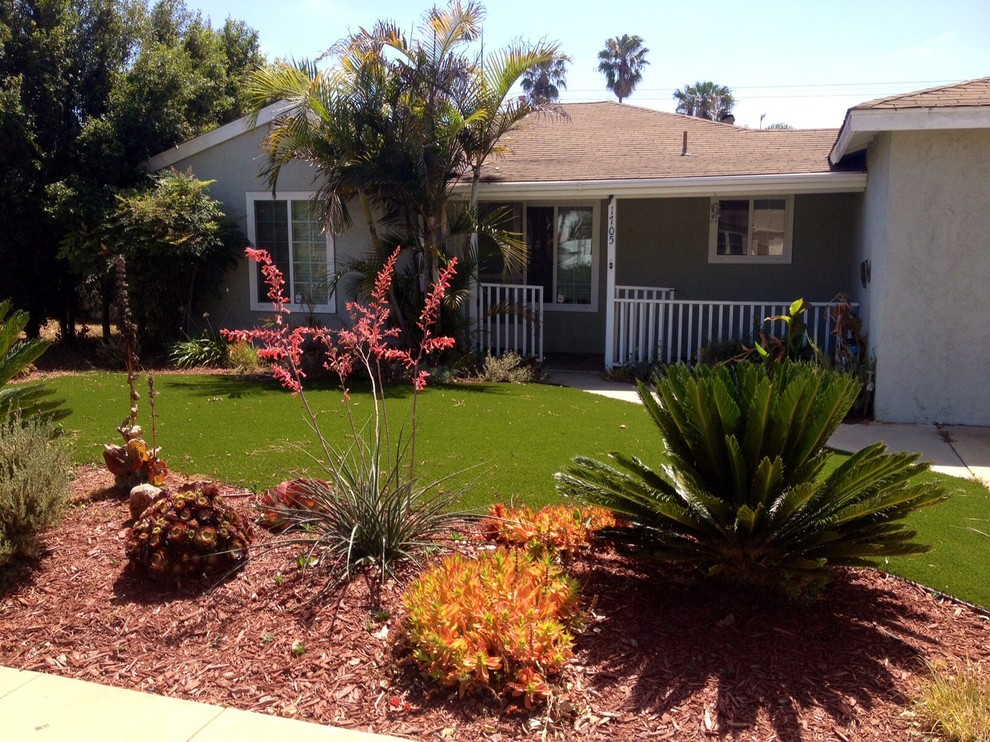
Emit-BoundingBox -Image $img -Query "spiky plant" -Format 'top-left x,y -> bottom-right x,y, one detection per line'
125,482 -> 253,586
556,362 -> 947,593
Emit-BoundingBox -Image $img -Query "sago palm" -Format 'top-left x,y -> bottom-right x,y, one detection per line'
556,362 -> 947,592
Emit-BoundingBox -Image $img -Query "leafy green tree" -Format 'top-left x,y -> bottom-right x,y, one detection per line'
246,1 -> 561,347
521,53 -> 570,105
674,80 -> 736,121
557,363 -> 947,594
597,34 -> 649,103
103,169 -> 241,347
0,0 -> 264,340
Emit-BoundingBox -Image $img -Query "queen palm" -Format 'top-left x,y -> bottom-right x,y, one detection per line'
674,81 -> 736,121
521,55 -> 571,105
597,34 -> 649,103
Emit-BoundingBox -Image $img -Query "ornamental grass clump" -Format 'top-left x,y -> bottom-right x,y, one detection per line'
402,547 -> 582,708
556,362 -> 948,594
224,246 -> 464,587
125,482 -> 253,586
914,661 -> 990,742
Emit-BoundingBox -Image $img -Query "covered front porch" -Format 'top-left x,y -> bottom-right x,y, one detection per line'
474,189 -> 866,367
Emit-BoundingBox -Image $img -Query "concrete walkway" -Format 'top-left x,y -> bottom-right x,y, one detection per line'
0,667 -> 405,741
548,369 -> 990,488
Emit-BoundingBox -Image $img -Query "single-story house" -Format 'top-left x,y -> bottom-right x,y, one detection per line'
147,76 -> 990,426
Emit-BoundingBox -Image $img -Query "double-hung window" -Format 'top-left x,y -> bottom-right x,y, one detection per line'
708,196 -> 793,264
247,193 -> 335,312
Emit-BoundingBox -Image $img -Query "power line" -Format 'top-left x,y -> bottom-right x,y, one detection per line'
558,79 -> 961,95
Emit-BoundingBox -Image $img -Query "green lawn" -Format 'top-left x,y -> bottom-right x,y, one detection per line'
48,372 -> 990,608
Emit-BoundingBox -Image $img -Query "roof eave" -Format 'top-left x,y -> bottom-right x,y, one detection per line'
830,106 -> 990,164
466,171 -> 868,200
144,100 -> 291,172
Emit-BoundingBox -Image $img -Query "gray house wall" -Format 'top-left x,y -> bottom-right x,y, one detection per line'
859,128 -> 990,424
614,194 -> 861,302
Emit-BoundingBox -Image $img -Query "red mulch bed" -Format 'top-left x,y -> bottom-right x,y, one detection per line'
1,465 -> 988,741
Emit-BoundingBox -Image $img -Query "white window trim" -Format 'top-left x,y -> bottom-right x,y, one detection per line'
708,195 -> 794,265
246,192 -> 336,313
524,201 -> 600,313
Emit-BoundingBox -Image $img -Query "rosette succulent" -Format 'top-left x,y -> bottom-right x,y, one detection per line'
125,482 -> 253,585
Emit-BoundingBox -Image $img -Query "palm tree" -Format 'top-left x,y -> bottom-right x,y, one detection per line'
521,54 -> 571,105
597,35 -> 649,103
673,81 -> 736,121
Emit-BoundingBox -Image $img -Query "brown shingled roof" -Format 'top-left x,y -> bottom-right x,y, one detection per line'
853,76 -> 990,111
479,102 -> 846,184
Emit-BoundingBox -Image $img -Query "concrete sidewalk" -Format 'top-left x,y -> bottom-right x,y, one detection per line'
0,667 -> 405,742
548,369 -> 990,488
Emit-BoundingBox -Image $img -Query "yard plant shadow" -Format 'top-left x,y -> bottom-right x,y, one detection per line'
574,555 -> 933,741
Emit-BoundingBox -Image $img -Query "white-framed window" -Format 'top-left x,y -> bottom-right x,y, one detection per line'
708,196 -> 793,264
525,202 -> 599,311
246,192 -> 336,313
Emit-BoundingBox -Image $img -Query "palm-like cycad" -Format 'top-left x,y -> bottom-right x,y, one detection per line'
0,301 -> 67,424
556,363 -> 946,592
673,81 -> 736,121
597,35 -> 649,103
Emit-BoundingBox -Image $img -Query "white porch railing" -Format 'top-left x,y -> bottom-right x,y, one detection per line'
477,283 -> 544,360
611,294 -> 858,366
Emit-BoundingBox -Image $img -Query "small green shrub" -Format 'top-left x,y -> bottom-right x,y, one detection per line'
556,362 -> 947,594
403,547 -> 582,707
227,339 -> 262,373
478,352 -> 534,383
914,661 -> 990,742
125,482 -> 253,586
0,417 -> 73,570
169,334 -> 229,369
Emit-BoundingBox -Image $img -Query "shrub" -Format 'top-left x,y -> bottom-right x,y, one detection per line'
169,334 -> 229,369
125,482 -> 253,586
556,362 -> 947,594
0,417 -> 73,570
914,661 -> 990,742
478,352 -> 534,383
227,339 -> 262,373
481,503 -> 619,555
402,547 -> 582,707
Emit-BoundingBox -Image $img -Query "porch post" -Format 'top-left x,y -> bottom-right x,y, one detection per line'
604,195 -> 617,369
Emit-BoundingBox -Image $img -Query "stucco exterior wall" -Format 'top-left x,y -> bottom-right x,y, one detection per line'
158,126 -> 373,331
614,194 -> 860,302
865,128 -> 990,424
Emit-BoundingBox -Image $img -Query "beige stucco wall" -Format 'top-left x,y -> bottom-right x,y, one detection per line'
862,128 -> 990,424
159,126 -> 373,331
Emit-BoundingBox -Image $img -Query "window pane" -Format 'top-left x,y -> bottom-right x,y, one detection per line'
752,199 -> 786,256
526,206 -> 554,300
254,200 -> 289,303
290,200 -> 328,306
478,203 -> 524,283
555,207 -> 593,305
716,199 -> 748,256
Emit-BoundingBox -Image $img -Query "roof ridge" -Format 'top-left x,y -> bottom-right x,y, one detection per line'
855,76 -> 990,109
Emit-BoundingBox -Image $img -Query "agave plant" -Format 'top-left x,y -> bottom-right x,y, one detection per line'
556,362 -> 947,592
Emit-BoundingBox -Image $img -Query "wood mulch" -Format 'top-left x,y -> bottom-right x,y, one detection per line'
1,465 -> 988,741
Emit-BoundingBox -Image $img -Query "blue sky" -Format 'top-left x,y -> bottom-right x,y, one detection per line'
188,0 -> 990,129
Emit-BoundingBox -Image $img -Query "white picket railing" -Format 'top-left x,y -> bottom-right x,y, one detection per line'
611,294 -> 858,366
477,283 -> 544,360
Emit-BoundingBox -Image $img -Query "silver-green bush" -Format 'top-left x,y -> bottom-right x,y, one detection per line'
0,418 -> 73,569
478,352 -> 534,383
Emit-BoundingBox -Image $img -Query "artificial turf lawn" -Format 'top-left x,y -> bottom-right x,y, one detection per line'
48,372 -> 990,608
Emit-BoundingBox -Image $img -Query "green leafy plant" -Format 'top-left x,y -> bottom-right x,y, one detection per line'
477,352 -> 535,383
402,547 -> 582,708
169,334 -> 229,369
0,300 -> 67,424
227,339 -> 262,373
914,661 -> 990,742
556,362 -> 947,593
0,416 -> 73,570
224,247 -> 465,588
125,481 -> 253,586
